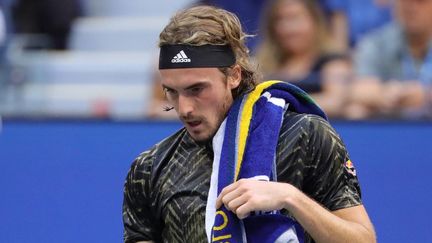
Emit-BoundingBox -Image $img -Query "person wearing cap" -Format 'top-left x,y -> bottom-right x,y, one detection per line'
122,5 -> 375,243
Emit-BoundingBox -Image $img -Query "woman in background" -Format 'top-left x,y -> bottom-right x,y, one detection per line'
255,0 -> 351,118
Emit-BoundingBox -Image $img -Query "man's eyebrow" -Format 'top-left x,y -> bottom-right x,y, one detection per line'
162,81 -> 209,91
184,81 -> 209,90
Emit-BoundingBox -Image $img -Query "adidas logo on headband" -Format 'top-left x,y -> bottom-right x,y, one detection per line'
171,50 -> 191,63
159,44 -> 235,69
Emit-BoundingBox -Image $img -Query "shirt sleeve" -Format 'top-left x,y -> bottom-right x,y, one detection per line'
304,116 -> 362,211
123,154 -> 160,243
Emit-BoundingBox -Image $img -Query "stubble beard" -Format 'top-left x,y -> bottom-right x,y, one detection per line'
193,94 -> 232,145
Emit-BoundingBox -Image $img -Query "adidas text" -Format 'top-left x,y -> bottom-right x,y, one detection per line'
171,50 -> 191,63
171,58 -> 191,63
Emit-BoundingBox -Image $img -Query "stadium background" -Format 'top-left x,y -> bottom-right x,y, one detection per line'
1,0 -> 431,242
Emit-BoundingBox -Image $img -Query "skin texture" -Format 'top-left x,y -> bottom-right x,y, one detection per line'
159,66 -> 241,143
216,179 -> 376,243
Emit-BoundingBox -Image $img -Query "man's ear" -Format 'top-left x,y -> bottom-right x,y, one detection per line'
228,64 -> 242,89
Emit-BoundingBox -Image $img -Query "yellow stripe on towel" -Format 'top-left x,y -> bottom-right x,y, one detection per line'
235,80 -> 282,181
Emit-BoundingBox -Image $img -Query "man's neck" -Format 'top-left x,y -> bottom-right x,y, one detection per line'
407,30 -> 432,60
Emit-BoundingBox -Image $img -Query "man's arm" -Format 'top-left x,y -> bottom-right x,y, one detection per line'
216,179 -> 376,243
284,182 -> 375,243
216,116 -> 375,243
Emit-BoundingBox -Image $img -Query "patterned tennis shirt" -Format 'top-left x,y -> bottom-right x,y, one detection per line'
123,111 -> 362,243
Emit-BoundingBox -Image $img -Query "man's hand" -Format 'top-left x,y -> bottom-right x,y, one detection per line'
215,178 -> 376,243
215,179 -> 297,219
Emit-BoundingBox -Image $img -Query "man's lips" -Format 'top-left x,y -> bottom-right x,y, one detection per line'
186,121 -> 201,128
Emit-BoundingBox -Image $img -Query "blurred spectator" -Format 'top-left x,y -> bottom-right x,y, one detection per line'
255,0 -> 352,118
323,0 -> 392,51
350,0 -> 432,119
0,0 -> 12,63
0,0 -> 12,93
0,4 -> 6,101
12,0 -> 82,50
0,6 -> 6,47
196,0 -> 266,50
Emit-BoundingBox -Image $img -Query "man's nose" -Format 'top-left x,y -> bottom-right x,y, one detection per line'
178,95 -> 194,118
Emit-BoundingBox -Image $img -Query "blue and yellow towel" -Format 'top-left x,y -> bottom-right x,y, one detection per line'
205,81 -> 327,243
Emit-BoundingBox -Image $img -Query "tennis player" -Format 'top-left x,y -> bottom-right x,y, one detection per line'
123,5 -> 375,243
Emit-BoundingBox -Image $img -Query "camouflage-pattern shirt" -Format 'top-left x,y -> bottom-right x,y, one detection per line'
123,111 -> 362,243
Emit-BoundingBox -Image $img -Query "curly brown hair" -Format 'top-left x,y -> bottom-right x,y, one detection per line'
159,5 -> 259,99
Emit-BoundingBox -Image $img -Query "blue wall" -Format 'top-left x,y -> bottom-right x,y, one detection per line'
1,120 -> 431,242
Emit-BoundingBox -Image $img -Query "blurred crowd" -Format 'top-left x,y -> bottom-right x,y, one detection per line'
150,0 -> 432,120
0,0 -> 82,117
1,0 -> 432,120
0,0 -> 81,50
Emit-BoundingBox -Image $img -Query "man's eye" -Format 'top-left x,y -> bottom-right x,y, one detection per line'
189,87 -> 203,94
164,88 -> 176,94
163,88 -> 178,101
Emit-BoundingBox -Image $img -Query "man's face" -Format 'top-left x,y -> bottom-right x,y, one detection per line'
159,67 -> 240,143
395,0 -> 432,35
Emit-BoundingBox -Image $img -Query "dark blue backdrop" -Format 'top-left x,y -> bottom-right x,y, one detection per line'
0,120 -> 431,242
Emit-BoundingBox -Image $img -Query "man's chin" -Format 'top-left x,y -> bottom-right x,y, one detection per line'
190,133 -> 212,145
188,130 -> 216,145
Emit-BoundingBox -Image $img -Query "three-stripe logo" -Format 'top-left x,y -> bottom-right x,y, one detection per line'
171,50 -> 191,63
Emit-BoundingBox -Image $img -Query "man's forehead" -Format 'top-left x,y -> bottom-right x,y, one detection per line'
159,68 -> 223,85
